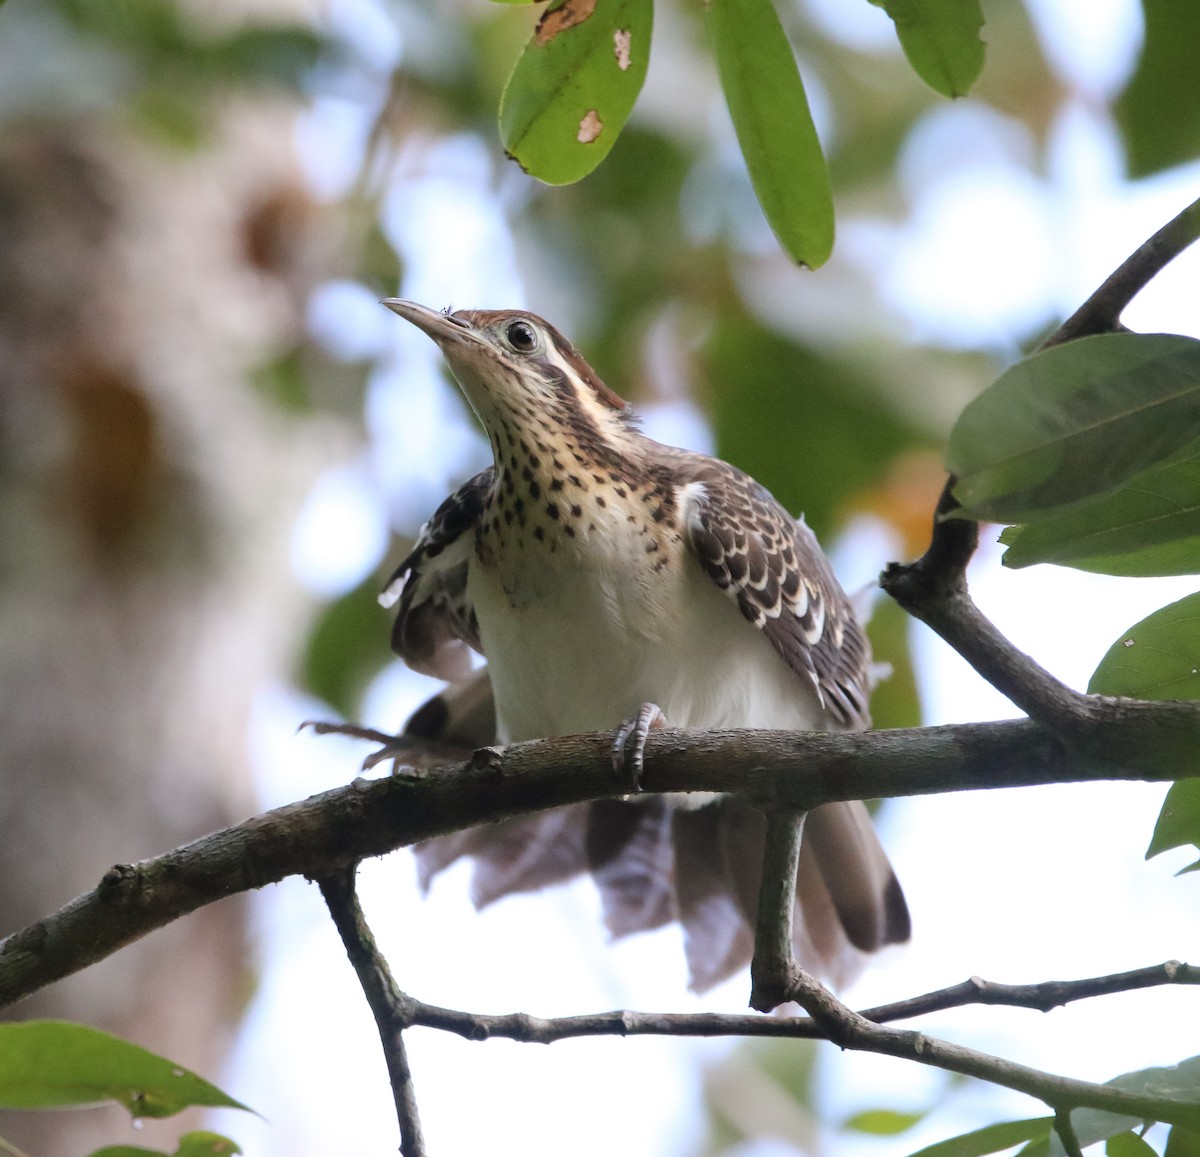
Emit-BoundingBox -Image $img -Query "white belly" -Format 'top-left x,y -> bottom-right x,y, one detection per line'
467,547 -> 828,744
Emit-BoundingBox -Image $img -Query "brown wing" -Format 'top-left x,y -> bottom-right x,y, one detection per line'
380,468 -> 491,680
670,452 -> 872,729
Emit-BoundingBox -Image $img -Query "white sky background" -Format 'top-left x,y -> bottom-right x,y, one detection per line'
207,0 -> 1200,1153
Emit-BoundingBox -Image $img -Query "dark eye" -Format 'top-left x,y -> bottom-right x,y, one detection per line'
506,320 -> 537,353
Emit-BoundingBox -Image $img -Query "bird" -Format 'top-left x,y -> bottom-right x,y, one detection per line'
379,300 -> 910,993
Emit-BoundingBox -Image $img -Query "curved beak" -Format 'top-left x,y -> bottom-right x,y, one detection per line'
382,299 -> 475,346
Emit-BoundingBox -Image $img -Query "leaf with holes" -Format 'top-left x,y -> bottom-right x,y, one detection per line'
869,0 -> 985,97
706,0 -> 833,267
1088,593 -> 1200,702
948,333 -> 1200,523
500,0 -> 652,184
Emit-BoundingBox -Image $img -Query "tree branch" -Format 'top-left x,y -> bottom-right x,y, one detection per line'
1055,1106 -> 1086,1157
319,868 -> 426,1157
749,809 -> 806,1012
401,960 -> 1199,1045
882,193 -> 1200,726
2,716 -> 1196,1011
394,962 -> 1200,1130
1044,195 -> 1200,349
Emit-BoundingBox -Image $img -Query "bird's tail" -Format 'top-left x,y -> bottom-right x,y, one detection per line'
404,669 -> 910,992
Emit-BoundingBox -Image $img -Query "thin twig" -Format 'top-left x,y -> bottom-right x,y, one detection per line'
319,869 -> 426,1157
860,960 -> 1198,1021
411,975 -> 1200,1128
749,810 -> 806,1012
398,961 -> 1199,1045
388,962 -> 1200,1130
1044,195 -> 1200,349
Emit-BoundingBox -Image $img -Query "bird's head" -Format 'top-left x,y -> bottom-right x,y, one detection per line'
383,300 -> 636,455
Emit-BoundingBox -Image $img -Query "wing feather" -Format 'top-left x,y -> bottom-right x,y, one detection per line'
671,454 -> 872,729
381,468 -> 491,680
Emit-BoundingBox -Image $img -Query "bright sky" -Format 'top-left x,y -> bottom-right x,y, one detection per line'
207,0 -> 1200,1153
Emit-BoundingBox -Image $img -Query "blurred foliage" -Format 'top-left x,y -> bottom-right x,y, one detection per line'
300,575 -> 395,719
700,1037 -> 820,1155
37,0 -> 332,144
844,1107 -> 928,1135
866,595 -> 923,731
1117,0 -> 1200,179
703,315 -> 933,541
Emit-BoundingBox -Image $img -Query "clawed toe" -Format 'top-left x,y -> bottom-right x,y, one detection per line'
611,703 -> 666,792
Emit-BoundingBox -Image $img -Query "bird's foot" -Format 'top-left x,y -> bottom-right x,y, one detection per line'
612,703 -> 666,793
299,719 -> 453,775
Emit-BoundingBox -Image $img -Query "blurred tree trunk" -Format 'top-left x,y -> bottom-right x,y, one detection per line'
0,56 -> 328,1157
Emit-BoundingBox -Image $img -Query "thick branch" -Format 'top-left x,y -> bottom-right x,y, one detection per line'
1,717 -> 1196,1010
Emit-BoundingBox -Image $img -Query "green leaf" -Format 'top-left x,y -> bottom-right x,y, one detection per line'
1145,779 -> 1200,865
1056,1056 -> 1200,1157
705,0 -> 834,267
1015,1138 -> 1051,1157
299,576 -> 393,718
1108,1131 -> 1162,1157
1087,593 -> 1200,702
499,0 -> 652,184
947,333 -> 1200,523
91,1133 -> 243,1157
1115,0 -> 1200,178
1166,1125 -> 1200,1157
906,1116 -> 1053,1157
175,1132 -> 242,1157
999,453 -> 1200,575
846,1108 -> 926,1135
0,1021 -> 250,1118
703,317 -> 928,541
868,0 -> 985,97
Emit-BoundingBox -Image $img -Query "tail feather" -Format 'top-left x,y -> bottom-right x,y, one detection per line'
586,798 -> 676,939
404,671 -> 909,990
674,804 -> 757,993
